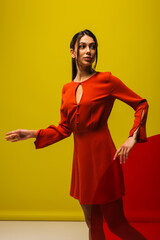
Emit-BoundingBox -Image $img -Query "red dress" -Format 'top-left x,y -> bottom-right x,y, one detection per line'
34,71 -> 149,204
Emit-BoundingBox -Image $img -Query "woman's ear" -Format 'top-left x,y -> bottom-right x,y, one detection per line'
70,48 -> 76,59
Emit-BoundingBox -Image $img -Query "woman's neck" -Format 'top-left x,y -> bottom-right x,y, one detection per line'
75,68 -> 96,82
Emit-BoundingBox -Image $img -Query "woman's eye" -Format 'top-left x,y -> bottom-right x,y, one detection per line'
79,44 -> 96,49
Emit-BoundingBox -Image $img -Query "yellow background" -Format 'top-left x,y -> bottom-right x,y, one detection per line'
0,0 -> 159,220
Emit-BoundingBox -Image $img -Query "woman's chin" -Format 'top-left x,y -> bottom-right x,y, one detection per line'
81,61 -> 93,67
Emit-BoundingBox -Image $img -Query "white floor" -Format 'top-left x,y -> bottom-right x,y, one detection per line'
0,221 -> 89,240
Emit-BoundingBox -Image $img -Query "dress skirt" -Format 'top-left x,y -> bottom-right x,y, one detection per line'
69,124 -> 125,204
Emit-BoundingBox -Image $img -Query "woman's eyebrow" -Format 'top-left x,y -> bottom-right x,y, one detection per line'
79,42 -> 95,44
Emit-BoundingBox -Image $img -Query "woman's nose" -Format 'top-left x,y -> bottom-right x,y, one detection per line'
86,47 -> 91,53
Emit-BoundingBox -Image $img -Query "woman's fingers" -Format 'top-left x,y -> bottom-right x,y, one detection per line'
5,130 -> 19,136
5,129 -> 30,142
121,147 -> 130,164
9,137 -> 19,142
125,148 -> 129,161
114,137 -> 137,164
122,147 -> 126,164
114,146 -> 130,164
5,134 -> 19,141
113,148 -> 121,160
5,130 -> 20,141
120,148 -> 124,164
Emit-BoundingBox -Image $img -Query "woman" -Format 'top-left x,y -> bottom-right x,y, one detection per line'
5,29 -> 148,240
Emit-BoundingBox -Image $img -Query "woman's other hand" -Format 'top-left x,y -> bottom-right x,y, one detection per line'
5,129 -> 37,142
113,136 -> 137,164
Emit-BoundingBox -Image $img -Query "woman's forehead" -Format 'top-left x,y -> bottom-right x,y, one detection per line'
79,35 -> 94,43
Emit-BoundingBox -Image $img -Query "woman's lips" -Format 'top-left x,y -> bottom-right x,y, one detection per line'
84,57 -> 92,60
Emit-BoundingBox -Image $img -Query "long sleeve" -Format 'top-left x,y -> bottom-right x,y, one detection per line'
109,73 -> 149,143
34,85 -> 72,149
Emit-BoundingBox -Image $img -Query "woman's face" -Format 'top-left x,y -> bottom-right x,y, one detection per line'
70,34 -> 96,67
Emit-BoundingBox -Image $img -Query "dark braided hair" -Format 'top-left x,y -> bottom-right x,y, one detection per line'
70,29 -> 98,81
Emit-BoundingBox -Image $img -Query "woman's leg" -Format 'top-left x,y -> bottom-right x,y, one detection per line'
79,202 -> 105,240
100,197 -> 147,240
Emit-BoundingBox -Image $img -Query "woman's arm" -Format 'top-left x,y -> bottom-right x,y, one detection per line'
34,85 -> 72,149
109,72 -> 149,163
5,129 -> 38,142
109,73 -> 149,143
30,130 -> 39,138
5,85 -> 72,147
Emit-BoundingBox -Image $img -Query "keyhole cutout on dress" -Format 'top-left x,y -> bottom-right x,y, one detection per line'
131,108 -> 145,140
75,84 -> 83,104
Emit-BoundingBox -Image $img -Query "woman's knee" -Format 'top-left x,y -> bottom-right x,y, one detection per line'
80,203 -> 103,229
100,197 -> 126,231
80,203 -> 92,228
85,217 -> 92,229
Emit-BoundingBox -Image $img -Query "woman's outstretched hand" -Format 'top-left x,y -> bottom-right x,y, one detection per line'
113,136 -> 137,164
5,129 -> 37,142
